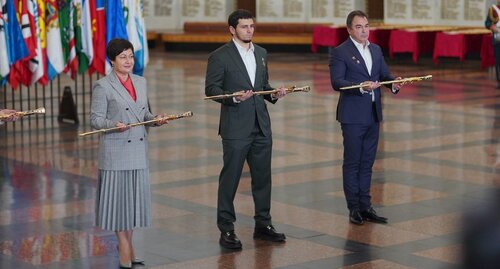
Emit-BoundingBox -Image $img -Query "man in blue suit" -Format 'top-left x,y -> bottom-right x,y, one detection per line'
329,10 -> 403,225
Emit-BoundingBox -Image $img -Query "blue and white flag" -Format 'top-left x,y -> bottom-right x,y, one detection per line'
3,0 -> 30,86
46,0 -> 64,80
123,0 -> 148,76
105,0 -> 128,73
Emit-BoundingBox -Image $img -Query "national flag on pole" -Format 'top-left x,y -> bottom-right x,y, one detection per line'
60,0 -> 77,78
37,0 -> 49,85
88,0 -> 105,76
15,0 -> 47,86
4,0 -> 30,63
67,0 -> 78,77
59,0 -> 70,73
9,0 -> 37,87
5,0 -> 31,88
123,0 -> 148,76
72,0 -> 85,73
46,0 -> 64,80
105,0 -> 128,73
73,0 -> 92,74
30,0 -> 47,85
36,0 -> 48,85
78,0 -> 93,74
135,0 -> 148,75
0,1 -> 10,86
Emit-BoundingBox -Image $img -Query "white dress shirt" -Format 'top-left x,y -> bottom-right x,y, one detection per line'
233,39 -> 256,87
350,36 -> 373,76
350,36 -> 375,102
231,39 -> 257,103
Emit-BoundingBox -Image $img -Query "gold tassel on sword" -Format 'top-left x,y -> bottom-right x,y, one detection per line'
339,75 -> 432,90
0,107 -> 46,120
79,111 -> 194,137
204,85 -> 311,100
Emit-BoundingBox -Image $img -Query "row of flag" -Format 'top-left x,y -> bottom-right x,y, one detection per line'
0,0 -> 149,88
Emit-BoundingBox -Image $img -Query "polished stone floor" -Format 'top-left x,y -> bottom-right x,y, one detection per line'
0,49 -> 499,269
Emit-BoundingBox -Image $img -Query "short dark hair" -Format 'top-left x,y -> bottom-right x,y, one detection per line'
346,10 -> 368,28
106,38 -> 134,61
228,9 -> 254,28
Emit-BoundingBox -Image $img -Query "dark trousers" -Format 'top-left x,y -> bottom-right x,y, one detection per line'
341,105 -> 380,211
217,124 -> 273,232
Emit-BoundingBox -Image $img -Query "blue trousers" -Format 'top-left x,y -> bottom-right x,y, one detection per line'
341,109 -> 380,211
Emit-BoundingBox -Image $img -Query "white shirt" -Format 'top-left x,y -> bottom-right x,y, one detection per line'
350,36 -> 374,101
233,39 -> 256,87
350,36 -> 372,76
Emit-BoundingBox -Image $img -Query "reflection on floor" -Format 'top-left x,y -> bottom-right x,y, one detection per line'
1,49 -> 499,269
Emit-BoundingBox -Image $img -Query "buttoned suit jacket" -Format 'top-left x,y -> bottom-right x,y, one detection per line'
90,71 -> 155,170
329,38 -> 396,124
205,41 -> 277,139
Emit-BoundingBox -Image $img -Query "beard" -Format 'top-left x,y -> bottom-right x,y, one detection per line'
235,32 -> 252,43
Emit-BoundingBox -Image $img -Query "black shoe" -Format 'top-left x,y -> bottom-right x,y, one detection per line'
219,231 -> 242,249
360,207 -> 388,224
349,210 -> 364,225
253,225 -> 286,242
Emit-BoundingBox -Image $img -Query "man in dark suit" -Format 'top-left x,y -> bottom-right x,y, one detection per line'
329,10 -> 403,225
205,9 -> 287,249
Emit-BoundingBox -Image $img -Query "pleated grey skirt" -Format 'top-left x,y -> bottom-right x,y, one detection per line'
95,169 -> 152,231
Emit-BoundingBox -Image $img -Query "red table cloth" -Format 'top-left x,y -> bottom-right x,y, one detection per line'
369,28 -> 391,50
311,26 -> 390,53
311,26 -> 348,53
433,32 -> 485,64
389,29 -> 437,63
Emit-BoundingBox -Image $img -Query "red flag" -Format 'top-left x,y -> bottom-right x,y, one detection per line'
88,0 -> 105,76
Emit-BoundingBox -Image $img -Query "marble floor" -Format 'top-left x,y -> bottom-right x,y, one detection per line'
0,49 -> 499,269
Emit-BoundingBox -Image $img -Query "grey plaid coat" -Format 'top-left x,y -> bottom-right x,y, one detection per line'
90,71 -> 156,170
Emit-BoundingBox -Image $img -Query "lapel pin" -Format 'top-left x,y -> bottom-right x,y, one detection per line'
262,57 -> 265,67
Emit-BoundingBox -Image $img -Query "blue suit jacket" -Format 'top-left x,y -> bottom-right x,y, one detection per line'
329,38 -> 396,124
